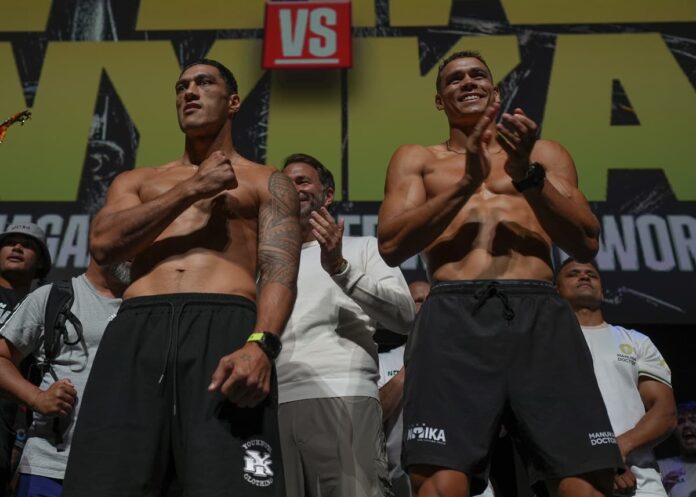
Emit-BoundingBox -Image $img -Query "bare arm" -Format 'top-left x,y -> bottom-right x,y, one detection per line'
522,141 -> 600,262
255,170 -> 302,333
617,378 -> 677,461
497,109 -> 600,262
378,146 -> 474,267
208,170 -> 300,408
378,104 -> 499,266
379,367 -> 405,422
0,339 -> 76,417
90,151 -> 238,264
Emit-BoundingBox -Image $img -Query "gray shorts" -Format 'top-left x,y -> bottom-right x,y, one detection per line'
279,396 -> 392,497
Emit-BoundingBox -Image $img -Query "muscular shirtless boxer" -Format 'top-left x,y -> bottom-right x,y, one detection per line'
62,59 -> 300,497
378,51 -> 621,497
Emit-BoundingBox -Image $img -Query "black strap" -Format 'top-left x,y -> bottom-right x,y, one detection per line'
40,279 -> 80,447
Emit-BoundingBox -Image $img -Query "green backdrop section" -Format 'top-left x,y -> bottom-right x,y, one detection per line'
543,33 -> 696,201
348,35 -> 520,201
500,0 -> 696,24
0,0 -> 52,32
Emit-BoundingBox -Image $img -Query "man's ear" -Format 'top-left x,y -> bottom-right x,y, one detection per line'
228,94 -> 241,116
435,93 -> 444,111
323,187 -> 335,209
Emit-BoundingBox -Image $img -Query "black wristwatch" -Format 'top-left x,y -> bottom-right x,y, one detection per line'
512,162 -> 546,192
247,332 -> 283,360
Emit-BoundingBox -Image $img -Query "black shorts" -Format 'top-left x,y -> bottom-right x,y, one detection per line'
402,280 -> 622,492
62,294 -> 284,497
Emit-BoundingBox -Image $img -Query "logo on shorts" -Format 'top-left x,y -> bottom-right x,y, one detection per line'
406,423 -> 447,445
588,431 -> 617,446
242,439 -> 274,487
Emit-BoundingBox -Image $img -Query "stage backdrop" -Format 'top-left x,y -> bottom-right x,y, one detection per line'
1,0 -> 694,324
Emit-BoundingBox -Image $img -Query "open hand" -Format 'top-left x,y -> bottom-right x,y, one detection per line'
460,103 -> 499,187
496,108 -> 539,181
310,207 -> 346,274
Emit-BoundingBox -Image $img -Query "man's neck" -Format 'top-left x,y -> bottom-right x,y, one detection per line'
183,127 -> 236,165
574,307 -> 605,327
447,120 -> 500,152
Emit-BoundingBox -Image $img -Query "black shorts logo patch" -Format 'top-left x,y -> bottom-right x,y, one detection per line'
406,423 -> 447,445
242,439 -> 274,487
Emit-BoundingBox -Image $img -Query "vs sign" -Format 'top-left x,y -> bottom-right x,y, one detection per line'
263,0 -> 352,69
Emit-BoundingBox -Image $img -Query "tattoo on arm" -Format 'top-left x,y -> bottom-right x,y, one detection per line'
258,171 -> 301,291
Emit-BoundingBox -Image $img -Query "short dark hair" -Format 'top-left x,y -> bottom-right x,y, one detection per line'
282,153 -> 335,193
181,58 -> 238,95
556,257 -> 600,282
435,50 -> 493,93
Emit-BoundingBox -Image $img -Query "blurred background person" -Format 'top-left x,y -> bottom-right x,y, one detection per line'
0,223 -> 52,496
557,258 -> 676,497
659,402 -> 696,497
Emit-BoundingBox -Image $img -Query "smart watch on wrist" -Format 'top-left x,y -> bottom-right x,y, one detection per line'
247,332 -> 282,360
512,162 -> 546,192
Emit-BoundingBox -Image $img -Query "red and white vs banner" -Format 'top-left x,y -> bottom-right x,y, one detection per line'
263,0 -> 352,69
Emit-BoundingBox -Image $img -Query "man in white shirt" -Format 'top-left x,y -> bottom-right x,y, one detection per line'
557,258 -> 677,496
279,153 -> 416,497
658,402 -> 696,497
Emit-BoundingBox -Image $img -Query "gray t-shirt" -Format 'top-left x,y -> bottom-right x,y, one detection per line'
0,274 -> 120,479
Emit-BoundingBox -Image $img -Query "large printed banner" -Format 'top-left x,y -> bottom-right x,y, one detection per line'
0,0 -> 694,323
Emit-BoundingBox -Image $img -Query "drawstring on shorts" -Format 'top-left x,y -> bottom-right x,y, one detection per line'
472,281 -> 515,321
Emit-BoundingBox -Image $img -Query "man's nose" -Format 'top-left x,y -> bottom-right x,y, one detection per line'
184,83 -> 198,99
460,75 -> 477,88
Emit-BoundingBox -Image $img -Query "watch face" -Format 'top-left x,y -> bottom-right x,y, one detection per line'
513,162 -> 545,192
529,163 -> 545,183
261,332 -> 282,359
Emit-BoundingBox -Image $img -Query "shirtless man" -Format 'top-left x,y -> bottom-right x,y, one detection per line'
61,59 -> 300,497
378,51 -> 622,497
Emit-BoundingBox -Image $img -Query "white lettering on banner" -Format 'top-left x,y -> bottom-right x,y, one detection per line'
308,8 -> 337,57
0,214 -> 91,269
597,214 -> 696,271
279,8 -> 337,58
279,9 -> 308,57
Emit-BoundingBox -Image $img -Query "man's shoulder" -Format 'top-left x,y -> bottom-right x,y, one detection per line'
111,163 -> 163,186
235,160 -> 288,193
389,143 -> 437,168
608,323 -> 651,344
